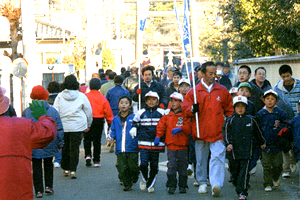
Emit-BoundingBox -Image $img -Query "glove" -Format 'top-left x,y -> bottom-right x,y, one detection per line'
192,103 -> 199,114
159,103 -> 165,109
172,128 -> 182,136
154,137 -> 160,146
137,88 -> 142,95
129,127 -> 137,138
30,100 -> 47,119
278,128 -> 289,137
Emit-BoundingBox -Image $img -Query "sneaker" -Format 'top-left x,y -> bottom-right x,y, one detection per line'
53,162 -> 60,168
249,166 -> 257,175
264,186 -> 272,192
36,192 -> 43,198
239,194 -> 247,200
63,170 -> 69,177
45,187 -> 54,195
198,184 -> 207,194
70,171 -> 77,179
86,156 -> 92,167
167,187 -> 176,194
148,185 -> 155,193
212,185 -> 221,197
139,179 -> 147,191
94,162 -> 101,168
179,187 -> 187,194
282,172 -> 290,178
187,164 -> 193,176
193,180 -> 199,187
290,164 -> 297,173
109,143 -> 115,153
273,178 -> 281,187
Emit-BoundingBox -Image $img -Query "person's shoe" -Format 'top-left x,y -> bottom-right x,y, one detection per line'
70,171 -> 77,179
290,164 -> 297,173
179,187 -> 187,194
93,162 -> 101,168
282,172 -> 290,178
148,185 -> 155,193
193,180 -> 199,187
187,164 -> 193,176
86,156 -> 92,167
139,179 -> 147,191
249,166 -> 257,175
123,186 -> 132,191
264,186 -> 272,192
53,162 -> 60,168
239,194 -> 247,200
63,170 -> 69,177
109,143 -> 115,153
45,187 -> 54,195
212,185 -> 221,197
273,178 -> 281,187
106,141 -> 111,147
167,187 -> 176,194
35,192 -> 43,198
198,184 -> 207,194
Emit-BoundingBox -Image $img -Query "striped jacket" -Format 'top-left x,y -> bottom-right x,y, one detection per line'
132,106 -> 166,151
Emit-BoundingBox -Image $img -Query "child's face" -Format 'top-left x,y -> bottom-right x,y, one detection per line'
119,98 -> 131,112
234,103 -> 246,115
179,83 -> 190,96
237,87 -> 251,98
145,97 -> 158,108
263,95 -> 278,109
170,98 -> 182,111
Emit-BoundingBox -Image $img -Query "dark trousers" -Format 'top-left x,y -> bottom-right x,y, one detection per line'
61,132 -> 83,172
116,152 -> 139,188
83,118 -> 104,163
166,149 -> 188,188
32,157 -> 53,193
230,159 -> 250,196
261,151 -> 283,187
139,149 -> 160,188
249,144 -> 261,171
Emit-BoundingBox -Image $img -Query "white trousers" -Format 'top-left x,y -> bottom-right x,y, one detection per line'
195,140 -> 225,188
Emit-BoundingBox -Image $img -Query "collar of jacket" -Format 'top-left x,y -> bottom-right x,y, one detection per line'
233,112 -> 247,118
262,105 -> 279,113
196,81 -> 221,92
170,108 -> 182,114
275,78 -> 299,92
250,79 -> 271,88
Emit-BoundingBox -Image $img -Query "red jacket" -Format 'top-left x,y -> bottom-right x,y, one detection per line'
0,115 -> 56,200
85,90 -> 114,124
156,109 -> 191,150
182,82 -> 233,142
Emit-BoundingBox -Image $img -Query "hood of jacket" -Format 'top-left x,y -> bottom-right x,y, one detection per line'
274,78 -> 300,92
61,89 -> 79,101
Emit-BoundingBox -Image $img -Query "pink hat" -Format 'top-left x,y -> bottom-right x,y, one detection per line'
30,85 -> 49,100
144,91 -> 159,100
0,87 -> 10,115
170,92 -> 184,101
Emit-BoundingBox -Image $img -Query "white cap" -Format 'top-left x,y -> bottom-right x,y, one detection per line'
233,95 -> 248,106
229,87 -> 238,94
170,92 -> 184,102
263,89 -> 278,98
179,78 -> 191,86
145,91 -> 159,100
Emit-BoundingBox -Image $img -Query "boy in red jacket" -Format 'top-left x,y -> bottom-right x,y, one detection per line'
155,92 -> 192,194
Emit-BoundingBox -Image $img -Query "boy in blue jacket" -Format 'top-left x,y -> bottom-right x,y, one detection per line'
109,96 -> 139,191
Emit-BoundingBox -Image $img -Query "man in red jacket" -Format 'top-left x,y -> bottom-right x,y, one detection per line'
182,61 -> 234,197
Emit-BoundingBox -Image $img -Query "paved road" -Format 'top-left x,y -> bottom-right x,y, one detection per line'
44,138 -> 300,200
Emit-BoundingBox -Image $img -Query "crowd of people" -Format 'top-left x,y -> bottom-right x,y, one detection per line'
2,61 -> 300,200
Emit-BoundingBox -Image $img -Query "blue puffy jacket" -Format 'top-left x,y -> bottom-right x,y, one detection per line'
109,114 -> 138,155
106,85 -> 130,116
291,113 -> 300,160
22,101 -> 64,159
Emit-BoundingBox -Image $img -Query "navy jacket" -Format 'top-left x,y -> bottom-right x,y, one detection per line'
106,85 -> 130,116
291,113 -> 300,160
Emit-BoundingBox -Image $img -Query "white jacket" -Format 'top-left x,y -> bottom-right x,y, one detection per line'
53,89 -> 93,132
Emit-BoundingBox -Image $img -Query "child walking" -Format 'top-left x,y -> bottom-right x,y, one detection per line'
109,96 -> 139,191
256,89 -> 290,192
129,91 -> 166,193
155,92 -> 191,194
223,95 -> 266,200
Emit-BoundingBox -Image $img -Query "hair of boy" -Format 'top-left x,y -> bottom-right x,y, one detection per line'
254,66 -> 266,75
114,75 -> 123,85
63,74 -> 79,90
108,71 -> 116,80
201,61 -> 215,74
173,71 -> 182,78
279,64 -> 292,75
105,69 -> 112,76
238,65 -> 251,74
47,81 -> 60,93
118,95 -> 132,105
89,78 -> 101,90
141,65 -> 155,76
215,62 -> 224,67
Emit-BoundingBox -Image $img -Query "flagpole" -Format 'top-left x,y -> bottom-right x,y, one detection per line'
185,0 -> 200,138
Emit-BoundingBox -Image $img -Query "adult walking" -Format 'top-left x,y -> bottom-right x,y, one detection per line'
182,61 -> 234,197
53,75 -> 93,179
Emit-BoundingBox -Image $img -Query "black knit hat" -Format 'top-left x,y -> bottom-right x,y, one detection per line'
89,78 -> 101,90
114,75 -> 123,85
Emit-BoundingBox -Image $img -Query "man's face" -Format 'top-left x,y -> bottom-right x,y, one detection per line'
223,66 -> 230,75
280,72 -> 293,86
173,75 -> 181,86
237,87 -> 251,98
145,97 -> 158,108
203,65 -> 216,86
167,71 -> 174,79
263,94 -> 278,109
179,83 -> 190,96
238,68 -> 251,83
143,70 -> 153,84
234,103 -> 246,115
254,69 -> 266,83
